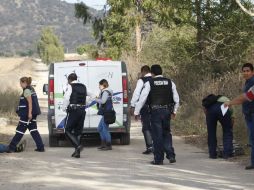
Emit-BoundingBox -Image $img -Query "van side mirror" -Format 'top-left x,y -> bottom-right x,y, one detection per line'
43,84 -> 48,95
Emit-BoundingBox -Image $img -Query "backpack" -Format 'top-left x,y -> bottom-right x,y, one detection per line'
202,94 -> 221,109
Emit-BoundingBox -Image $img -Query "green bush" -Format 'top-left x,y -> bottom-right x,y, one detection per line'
0,90 -> 20,116
77,44 -> 99,59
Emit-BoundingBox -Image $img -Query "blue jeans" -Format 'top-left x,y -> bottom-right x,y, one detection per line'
0,144 -> 8,153
206,103 -> 233,157
98,117 -> 111,143
244,114 -> 254,165
150,108 -> 175,163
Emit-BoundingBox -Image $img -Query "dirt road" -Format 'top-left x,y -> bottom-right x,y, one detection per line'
0,61 -> 253,190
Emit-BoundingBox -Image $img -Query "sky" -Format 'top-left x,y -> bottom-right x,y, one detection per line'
63,0 -> 107,10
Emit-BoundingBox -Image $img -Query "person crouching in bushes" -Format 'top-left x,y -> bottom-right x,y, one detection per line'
8,77 -> 44,153
95,79 -> 114,151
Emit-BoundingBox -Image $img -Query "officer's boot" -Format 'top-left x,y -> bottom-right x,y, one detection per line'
72,135 -> 83,158
101,142 -> 112,151
98,140 -> 106,150
72,147 -> 81,158
65,131 -> 79,147
143,130 -> 153,154
65,131 -> 80,158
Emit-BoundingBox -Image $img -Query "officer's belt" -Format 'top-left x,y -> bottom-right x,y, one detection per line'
150,105 -> 170,110
69,104 -> 85,108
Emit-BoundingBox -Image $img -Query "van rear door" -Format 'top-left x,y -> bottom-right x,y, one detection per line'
86,61 -> 123,129
54,61 -> 89,129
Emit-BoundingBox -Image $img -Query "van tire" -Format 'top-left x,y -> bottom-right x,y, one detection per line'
120,133 -> 130,145
49,135 -> 59,147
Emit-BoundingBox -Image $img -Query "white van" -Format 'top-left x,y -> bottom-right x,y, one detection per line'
43,60 -> 131,147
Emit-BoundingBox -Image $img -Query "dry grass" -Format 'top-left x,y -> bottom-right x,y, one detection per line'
172,71 -> 249,150
0,90 -> 19,115
0,57 -> 34,92
0,57 -> 35,120
64,53 -> 88,61
122,52 -> 142,91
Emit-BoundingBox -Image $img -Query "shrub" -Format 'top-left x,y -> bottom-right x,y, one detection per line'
0,90 -> 20,117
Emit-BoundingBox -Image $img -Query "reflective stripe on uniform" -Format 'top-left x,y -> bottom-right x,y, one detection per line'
29,129 -> 38,133
19,120 -> 30,125
19,105 -> 26,108
16,130 -> 25,135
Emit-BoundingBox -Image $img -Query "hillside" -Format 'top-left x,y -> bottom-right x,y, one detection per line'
0,0 -> 99,55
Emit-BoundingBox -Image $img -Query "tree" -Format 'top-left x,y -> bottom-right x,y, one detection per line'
75,1 -> 144,60
235,0 -> 254,16
77,44 -> 99,59
149,0 -> 254,71
37,27 -> 64,65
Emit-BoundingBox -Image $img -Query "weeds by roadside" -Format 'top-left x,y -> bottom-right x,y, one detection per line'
0,90 -> 19,121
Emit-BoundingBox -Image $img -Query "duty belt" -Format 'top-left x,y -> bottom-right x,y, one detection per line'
68,104 -> 85,109
150,105 -> 170,110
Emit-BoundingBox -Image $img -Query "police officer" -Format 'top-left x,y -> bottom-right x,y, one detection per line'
202,94 -> 234,159
134,64 -> 180,165
8,77 -> 44,152
130,65 -> 153,154
62,73 -> 94,158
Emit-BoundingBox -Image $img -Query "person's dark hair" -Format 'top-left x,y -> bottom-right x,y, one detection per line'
242,63 -> 254,71
141,65 -> 150,73
20,76 -> 32,86
151,64 -> 163,76
68,73 -> 77,82
99,79 -> 109,88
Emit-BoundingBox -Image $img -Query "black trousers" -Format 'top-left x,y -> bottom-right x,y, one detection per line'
150,108 -> 175,162
206,103 -> 233,157
140,105 -> 153,149
64,108 -> 86,148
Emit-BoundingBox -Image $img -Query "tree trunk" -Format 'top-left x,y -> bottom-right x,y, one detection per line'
136,22 -> 142,61
195,0 -> 204,61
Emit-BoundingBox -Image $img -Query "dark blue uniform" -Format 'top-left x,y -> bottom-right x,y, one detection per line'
243,76 -> 254,166
148,77 -> 175,164
9,86 -> 44,152
64,83 -> 87,151
205,101 -> 233,158
140,77 -> 153,152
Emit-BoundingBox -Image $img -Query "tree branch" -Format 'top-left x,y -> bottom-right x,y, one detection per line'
235,0 -> 254,16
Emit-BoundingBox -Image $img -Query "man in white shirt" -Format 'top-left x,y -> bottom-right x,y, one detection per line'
130,65 -> 153,154
134,64 -> 180,165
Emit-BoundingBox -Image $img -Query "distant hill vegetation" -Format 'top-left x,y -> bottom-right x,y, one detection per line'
0,0 -> 99,56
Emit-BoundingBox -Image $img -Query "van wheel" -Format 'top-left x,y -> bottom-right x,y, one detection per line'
120,133 -> 130,145
49,135 -> 59,147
